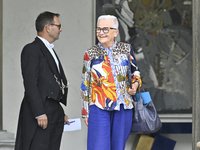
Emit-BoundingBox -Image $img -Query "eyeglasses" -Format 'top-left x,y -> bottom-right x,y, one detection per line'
95,27 -> 116,34
50,24 -> 61,30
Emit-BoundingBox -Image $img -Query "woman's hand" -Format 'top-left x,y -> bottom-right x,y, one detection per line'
128,82 -> 139,95
84,117 -> 88,126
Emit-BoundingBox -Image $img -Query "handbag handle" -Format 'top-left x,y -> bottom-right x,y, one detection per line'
137,84 -> 144,109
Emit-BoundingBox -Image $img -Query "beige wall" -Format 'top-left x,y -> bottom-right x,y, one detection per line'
2,0 -> 192,150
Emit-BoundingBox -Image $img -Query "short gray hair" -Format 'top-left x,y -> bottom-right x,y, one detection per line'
97,15 -> 118,29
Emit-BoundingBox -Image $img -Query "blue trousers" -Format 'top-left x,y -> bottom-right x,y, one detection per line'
87,105 -> 133,150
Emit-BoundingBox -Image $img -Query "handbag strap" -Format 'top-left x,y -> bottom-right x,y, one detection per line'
127,54 -> 133,89
137,84 -> 144,107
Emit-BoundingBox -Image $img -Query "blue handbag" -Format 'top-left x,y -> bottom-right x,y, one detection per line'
127,54 -> 162,133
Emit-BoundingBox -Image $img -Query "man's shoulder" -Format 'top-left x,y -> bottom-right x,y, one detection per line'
23,37 -> 36,47
21,38 -> 41,55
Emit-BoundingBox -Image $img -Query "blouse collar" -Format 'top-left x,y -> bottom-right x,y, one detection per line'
98,40 -> 117,50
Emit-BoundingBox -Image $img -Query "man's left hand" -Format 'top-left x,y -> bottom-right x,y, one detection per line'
64,115 -> 70,125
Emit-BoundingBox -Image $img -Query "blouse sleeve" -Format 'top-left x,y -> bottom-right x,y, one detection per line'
81,51 -> 91,118
129,46 -> 142,88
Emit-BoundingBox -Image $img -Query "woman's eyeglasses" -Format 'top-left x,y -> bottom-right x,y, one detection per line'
95,27 -> 116,34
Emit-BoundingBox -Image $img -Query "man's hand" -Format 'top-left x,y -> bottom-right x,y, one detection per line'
128,82 -> 139,95
64,115 -> 70,125
37,114 -> 48,129
84,117 -> 88,126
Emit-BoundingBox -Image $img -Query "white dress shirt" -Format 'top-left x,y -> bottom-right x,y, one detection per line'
37,36 -> 60,72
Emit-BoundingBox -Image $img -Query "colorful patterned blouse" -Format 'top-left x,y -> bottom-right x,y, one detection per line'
81,41 -> 142,118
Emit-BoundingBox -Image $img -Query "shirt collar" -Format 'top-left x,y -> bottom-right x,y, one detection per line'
98,40 -> 117,50
37,36 -> 54,49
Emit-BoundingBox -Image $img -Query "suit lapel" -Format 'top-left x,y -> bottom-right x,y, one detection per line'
53,49 -> 67,83
35,37 -> 60,77
34,37 -> 68,105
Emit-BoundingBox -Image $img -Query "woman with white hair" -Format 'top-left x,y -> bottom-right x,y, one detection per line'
81,15 -> 142,150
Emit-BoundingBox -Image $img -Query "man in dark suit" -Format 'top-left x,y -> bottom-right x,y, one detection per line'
15,11 -> 70,150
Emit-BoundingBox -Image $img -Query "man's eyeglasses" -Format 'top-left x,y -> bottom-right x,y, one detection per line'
50,24 -> 61,30
96,27 -> 116,34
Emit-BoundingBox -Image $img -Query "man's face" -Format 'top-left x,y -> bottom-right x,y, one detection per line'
49,16 -> 62,42
96,19 -> 118,48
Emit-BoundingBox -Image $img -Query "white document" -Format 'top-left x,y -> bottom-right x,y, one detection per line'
64,118 -> 81,132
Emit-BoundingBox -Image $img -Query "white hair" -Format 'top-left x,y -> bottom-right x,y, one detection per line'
97,15 -> 119,29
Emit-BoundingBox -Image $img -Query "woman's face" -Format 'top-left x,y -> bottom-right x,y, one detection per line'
96,19 -> 119,48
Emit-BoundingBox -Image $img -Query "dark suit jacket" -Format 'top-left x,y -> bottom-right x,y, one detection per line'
15,37 -> 68,150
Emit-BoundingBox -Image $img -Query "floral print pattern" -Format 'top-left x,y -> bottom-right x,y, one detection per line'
81,42 -> 141,118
